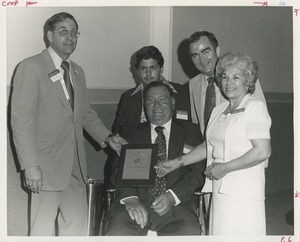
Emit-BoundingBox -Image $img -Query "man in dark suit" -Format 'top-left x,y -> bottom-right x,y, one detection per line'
112,45 -> 193,135
107,45 -> 200,187
106,81 -> 205,235
10,12 -> 126,236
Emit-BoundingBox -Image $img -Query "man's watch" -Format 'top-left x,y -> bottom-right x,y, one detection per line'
103,133 -> 114,146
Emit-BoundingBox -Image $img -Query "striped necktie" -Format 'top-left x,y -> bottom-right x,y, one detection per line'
150,126 -> 167,198
204,77 -> 216,128
61,60 -> 74,110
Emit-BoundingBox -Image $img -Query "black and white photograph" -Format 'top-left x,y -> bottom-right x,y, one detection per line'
1,0 -> 299,241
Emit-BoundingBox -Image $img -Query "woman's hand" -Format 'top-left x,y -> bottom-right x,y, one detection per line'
205,139 -> 271,180
155,159 -> 180,177
204,162 -> 227,180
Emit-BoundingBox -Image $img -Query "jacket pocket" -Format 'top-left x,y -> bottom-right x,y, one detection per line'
35,141 -> 53,153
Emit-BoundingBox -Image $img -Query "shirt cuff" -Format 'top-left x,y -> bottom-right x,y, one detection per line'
167,189 -> 181,206
120,196 -> 138,204
101,133 -> 114,148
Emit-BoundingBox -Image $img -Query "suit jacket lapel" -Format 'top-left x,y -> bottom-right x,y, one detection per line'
132,92 -> 143,124
168,121 -> 184,160
133,122 -> 152,144
70,62 -> 79,120
40,50 -> 73,117
166,121 -> 185,187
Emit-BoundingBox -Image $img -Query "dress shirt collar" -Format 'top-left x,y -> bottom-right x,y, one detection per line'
150,119 -> 172,141
150,118 -> 172,158
131,83 -> 144,96
204,75 -> 216,86
48,47 -> 70,69
150,118 -> 172,133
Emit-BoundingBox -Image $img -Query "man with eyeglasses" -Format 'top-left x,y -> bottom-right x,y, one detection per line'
11,12 -> 126,236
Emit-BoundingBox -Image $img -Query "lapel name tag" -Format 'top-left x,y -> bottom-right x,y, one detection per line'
176,110 -> 188,120
48,69 -> 70,100
183,144 -> 194,154
231,108 -> 245,114
48,69 -> 62,83
60,79 -> 70,100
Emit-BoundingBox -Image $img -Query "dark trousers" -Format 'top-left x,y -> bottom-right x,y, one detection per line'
106,194 -> 200,236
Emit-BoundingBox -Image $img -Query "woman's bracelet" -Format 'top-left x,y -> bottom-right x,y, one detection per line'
177,156 -> 184,168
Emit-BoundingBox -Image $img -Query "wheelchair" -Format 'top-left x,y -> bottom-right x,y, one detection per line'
99,186 -> 210,236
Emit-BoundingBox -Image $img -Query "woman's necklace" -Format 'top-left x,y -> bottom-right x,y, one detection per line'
223,96 -> 246,115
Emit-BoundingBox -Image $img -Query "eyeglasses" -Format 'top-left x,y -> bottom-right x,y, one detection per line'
52,29 -> 80,38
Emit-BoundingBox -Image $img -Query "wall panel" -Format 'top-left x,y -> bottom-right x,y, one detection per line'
171,6 -> 293,93
7,7 -> 151,89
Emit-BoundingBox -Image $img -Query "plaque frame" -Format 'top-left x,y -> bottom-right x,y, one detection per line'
115,144 -> 158,186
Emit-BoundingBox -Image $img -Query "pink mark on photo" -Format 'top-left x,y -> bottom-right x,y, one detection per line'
26,0 -> 37,7
253,1 -> 268,7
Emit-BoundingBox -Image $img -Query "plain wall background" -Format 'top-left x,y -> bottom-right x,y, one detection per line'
6,7 -> 152,89
171,6 -> 293,93
7,7 -> 293,94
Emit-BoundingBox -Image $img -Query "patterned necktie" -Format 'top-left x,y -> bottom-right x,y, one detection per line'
61,60 -> 74,110
150,126 -> 167,198
204,77 -> 216,128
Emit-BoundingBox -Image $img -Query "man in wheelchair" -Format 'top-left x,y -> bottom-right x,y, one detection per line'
106,81 -> 206,236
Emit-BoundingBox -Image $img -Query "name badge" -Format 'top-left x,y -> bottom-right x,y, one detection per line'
48,69 -> 70,100
48,69 -> 62,83
176,110 -> 188,120
231,108 -> 245,114
60,79 -> 70,100
183,144 -> 194,154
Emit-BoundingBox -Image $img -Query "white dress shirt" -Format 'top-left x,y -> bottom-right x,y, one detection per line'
48,47 -> 74,98
121,118 -> 181,205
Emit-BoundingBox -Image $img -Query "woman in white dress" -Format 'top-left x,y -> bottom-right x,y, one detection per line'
156,52 -> 272,235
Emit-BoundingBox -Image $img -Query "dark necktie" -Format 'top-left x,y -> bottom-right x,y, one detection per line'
150,126 -> 167,198
204,77 -> 216,128
61,60 -> 74,110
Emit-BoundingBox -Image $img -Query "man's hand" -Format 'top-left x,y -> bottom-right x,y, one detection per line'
124,197 -> 148,228
151,192 -> 175,216
24,166 -> 43,194
108,134 -> 128,156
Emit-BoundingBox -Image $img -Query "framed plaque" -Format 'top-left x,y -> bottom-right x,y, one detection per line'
115,144 -> 158,186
